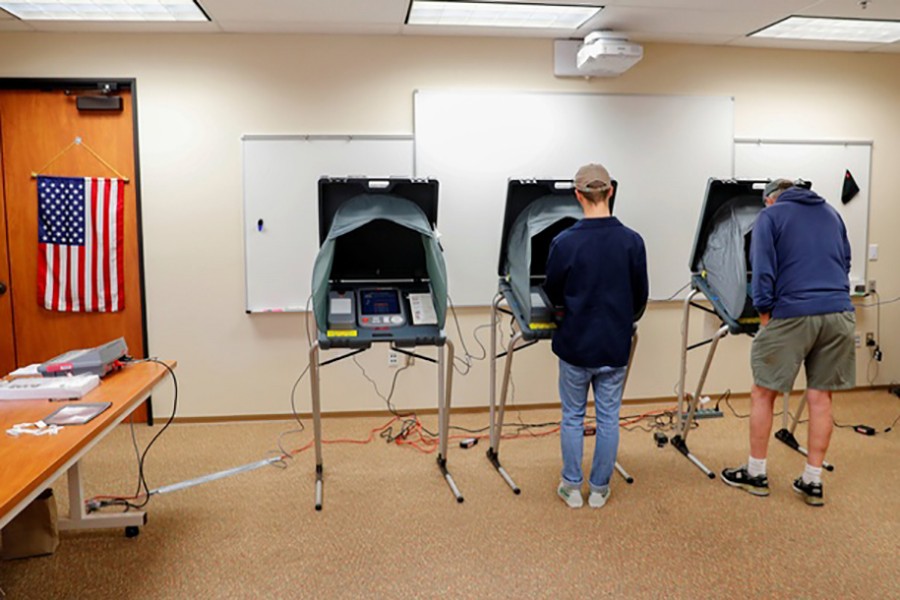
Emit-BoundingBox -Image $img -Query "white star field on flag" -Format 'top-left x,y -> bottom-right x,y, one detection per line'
39,177 -> 86,246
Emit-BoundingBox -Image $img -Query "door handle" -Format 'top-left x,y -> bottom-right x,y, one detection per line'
0,281 -> 6,295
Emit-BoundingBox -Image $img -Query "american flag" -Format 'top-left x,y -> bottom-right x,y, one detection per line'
37,176 -> 124,312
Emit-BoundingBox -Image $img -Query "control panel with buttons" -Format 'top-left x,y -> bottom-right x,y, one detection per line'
357,288 -> 407,329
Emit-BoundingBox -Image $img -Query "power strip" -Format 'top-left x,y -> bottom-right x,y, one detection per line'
682,408 -> 724,420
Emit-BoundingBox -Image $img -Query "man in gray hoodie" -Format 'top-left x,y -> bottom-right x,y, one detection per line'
721,179 -> 855,506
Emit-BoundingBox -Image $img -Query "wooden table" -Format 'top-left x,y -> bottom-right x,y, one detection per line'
0,360 -> 175,535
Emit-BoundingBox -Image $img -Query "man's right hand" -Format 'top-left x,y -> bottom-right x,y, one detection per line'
759,312 -> 771,327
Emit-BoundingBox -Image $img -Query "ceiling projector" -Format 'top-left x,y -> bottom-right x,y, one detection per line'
575,32 -> 643,76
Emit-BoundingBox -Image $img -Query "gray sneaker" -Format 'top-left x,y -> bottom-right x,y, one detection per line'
557,481 -> 583,509
588,487 -> 610,509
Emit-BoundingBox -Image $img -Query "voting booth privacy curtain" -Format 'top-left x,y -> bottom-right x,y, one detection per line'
695,196 -> 762,321
311,194 -> 448,331
505,195 -> 582,318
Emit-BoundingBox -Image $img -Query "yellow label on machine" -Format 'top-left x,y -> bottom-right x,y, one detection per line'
326,330 -> 358,337
529,322 -> 557,330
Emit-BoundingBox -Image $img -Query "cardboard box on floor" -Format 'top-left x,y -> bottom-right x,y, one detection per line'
1,489 -> 59,560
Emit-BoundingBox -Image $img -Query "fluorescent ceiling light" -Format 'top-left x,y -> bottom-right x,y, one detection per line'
0,0 -> 208,22
750,16 -> 900,43
407,1 -> 602,29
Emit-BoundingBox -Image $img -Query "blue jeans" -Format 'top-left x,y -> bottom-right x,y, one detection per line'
558,359 -> 627,491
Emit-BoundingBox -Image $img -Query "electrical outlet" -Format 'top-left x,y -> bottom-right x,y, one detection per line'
866,333 -> 876,347
868,243 -> 879,261
868,280 -> 877,294
388,350 -> 399,368
855,333 -> 861,348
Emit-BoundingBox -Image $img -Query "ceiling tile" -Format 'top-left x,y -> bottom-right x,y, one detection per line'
28,21 -> 220,33
203,0 -> 409,25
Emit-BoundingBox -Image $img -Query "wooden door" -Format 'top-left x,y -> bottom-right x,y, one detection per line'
0,84 -> 148,420
0,140 -> 14,377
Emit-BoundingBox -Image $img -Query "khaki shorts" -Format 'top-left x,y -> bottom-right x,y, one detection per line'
751,312 -> 856,392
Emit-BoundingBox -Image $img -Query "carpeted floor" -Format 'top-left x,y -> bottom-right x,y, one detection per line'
1,390 -> 898,599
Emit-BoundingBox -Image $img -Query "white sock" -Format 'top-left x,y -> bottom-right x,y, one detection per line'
747,456 -> 767,478
802,464 -> 822,485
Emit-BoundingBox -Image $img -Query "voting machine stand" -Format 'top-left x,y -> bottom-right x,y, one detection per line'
673,179 -> 834,477
485,179 -> 636,494
673,179 -> 766,478
309,177 -> 461,510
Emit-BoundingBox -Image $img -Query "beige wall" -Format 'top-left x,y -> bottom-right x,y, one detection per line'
2,33 -> 897,418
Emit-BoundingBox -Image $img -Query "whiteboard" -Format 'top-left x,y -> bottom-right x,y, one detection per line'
242,135 -> 414,312
734,140 -> 871,289
414,91 -> 735,305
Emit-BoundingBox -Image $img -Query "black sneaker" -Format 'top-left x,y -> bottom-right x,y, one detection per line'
792,477 -> 825,507
720,465 -> 770,496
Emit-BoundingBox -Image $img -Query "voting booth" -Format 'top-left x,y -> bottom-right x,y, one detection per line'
486,179 -> 638,494
308,178 -> 462,509
672,178 -> 833,477
501,189 -> 583,329
673,179 -> 765,477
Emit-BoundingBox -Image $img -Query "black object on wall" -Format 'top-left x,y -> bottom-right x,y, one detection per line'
76,95 -> 123,111
842,170 -> 860,204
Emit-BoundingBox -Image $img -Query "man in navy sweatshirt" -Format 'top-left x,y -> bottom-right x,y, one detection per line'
544,163 -> 648,509
721,179 -> 855,506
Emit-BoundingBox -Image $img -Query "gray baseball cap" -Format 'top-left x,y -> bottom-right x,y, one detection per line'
574,163 -> 611,193
764,178 -> 793,198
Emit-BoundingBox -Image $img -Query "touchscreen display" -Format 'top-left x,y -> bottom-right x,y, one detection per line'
359,289 -> 401,315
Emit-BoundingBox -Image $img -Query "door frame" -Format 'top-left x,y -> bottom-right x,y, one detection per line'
0,77 -> 152,424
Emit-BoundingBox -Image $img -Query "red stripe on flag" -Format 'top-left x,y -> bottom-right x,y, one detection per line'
64,244 -> 71,311
66,246 -> 73,311
83,178 -> 93,312
51,244 -> 61,311
102,178 -> 113,312
115,181 -> 125,311
78,243 -> 86,312
38,243 -> 47,306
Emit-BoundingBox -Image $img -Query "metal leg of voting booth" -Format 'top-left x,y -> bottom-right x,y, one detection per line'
437,341 -> 465,502
486,293 -> 523,493
775,391 -> 835,471
486,294 -> 637,494
672,289 -> 725,479
310,339 -> 463,511
309,342 -> 325,511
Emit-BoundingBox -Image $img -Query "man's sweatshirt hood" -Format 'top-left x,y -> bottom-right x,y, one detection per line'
777,187 -> 825,205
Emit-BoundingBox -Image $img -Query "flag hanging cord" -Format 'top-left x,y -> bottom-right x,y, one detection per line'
31,136 -> 130,182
